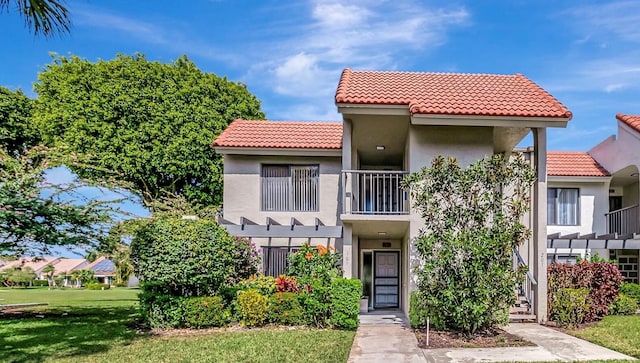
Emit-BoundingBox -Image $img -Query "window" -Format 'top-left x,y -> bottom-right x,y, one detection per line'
261,165 -> 319,211
262,247 -> 300,277
547,188 -> 579,225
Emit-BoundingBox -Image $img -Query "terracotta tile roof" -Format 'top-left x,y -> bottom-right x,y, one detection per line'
0,257 -> 60,273
335,69 -> 572,119
213,119 -> 342,149
547,151 -> 610,177
616,113 -> 640,133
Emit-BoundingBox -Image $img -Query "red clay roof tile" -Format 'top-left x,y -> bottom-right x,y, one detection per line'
547,151 -> 610,177
616,113 -> 640,133
213,119 -> 342,149
335,69 -> 572,119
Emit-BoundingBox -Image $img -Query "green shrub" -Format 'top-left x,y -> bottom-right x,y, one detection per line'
32,279 -> 49,287
328,278 -> 361,330
609,294 -> 638,316
269,292 -> 304,325
131,217 -> 260,297
409,291 -> 435,328
181,296 -> 230,328
620,283 -> 640,303
238,289 -> 269,327
298,278 -> 331,328
550,288 -> 590,327
85,283 -> 110,290
237,275 -> 276,296
138,281 -> 184,328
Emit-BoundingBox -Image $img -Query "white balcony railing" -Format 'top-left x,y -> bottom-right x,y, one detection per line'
606,204 -> 640,236
342,170 -> 409,215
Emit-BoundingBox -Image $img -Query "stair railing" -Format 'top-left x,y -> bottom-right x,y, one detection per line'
514,249 -> 537,314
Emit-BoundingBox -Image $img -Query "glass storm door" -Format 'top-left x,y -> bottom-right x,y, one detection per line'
374,251 -> 399,308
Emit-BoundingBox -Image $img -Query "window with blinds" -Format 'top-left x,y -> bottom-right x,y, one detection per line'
547,188 -> 579,225
262,247 -> 300,277
261,165 -> 319,211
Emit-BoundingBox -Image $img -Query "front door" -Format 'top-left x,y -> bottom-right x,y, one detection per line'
374,251 -> 399,308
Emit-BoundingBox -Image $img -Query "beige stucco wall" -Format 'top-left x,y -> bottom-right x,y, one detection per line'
590,122 -> 640,176
222,154 -> 341,226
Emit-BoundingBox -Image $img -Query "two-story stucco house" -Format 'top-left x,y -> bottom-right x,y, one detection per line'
545,114 -> 640,283
214,69 -> 575,322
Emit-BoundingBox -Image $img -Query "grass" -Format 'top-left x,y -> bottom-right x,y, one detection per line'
0,288 -> 355,363
567,315 -> 640,359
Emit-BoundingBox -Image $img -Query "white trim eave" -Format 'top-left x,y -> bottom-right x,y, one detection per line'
548,176 -> 612,183
336,103 -> 410,116
411,114 -> 571,128
214,146 -> 342,157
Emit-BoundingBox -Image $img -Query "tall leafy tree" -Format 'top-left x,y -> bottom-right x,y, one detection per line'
0,86 -> 38,155
34,53 -> 265,207
0,0 -> 70,37
0,145 -> 124,256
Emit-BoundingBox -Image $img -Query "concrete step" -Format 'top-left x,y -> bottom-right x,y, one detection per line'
509,306 -> 531,314
509,313 -> 537,322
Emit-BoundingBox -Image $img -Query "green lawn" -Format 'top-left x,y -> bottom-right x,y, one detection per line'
568,315 -> 640,359
0,288 -> 355,363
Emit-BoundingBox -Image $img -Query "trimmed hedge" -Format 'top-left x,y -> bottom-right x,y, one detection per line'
182,296 -> 230,328
409,291 -> 431,328
238,289 -> 269,327
609,294 -> 638,316
329,278 -> 362,330
620,283 -> 640,303
85,283 -> 110,290
138,281 -> 184,328
548,261 -> 624,322
269,292 -> 304,325
551,288 -> 590,327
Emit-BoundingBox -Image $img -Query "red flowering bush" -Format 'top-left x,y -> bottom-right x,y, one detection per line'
548,261 -> 624,322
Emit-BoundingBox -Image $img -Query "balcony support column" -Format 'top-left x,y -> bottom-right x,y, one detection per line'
533,128 -> 548,323
342,119 -> 353,214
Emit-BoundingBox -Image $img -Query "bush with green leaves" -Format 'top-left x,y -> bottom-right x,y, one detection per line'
404,154 -> 535,334
182,296 -> 230,328
85,283 -> 110,290
409,291 -> 433,329
131,217 -> 260,297
298,278 -> 332,328
138,281 -> 184,328
268,292 -> 305,325
32,279 -> 49,287
237,289 -> 269,327
550,288 -> 590,327
237,275 -> 276,296
620,282 -> 640,303
609,294 -> 638,316
329,278 -> 361,330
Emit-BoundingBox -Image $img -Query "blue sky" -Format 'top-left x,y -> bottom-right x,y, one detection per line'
1,0 -> 639,151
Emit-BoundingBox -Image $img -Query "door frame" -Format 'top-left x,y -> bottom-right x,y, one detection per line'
360,249 -> 401,309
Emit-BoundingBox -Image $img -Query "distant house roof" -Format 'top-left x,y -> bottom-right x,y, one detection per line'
616,113 -> 640,133
335,69 -> 572,119
0,257 -> 61,273
51,258 -> 88,275
547,151 -> 610,177
86,256 -> 116,276
213,119 -> 343,149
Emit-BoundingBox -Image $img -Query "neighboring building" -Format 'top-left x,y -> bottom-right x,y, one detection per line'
215,69 -> 574,322
86,256 -> 116,285
0,257 -> 62,279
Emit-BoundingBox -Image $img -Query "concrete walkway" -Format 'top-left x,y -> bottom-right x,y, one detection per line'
348,311 -> 425,362
348,314 -> 636,362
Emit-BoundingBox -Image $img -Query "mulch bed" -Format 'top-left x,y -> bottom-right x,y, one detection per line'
414,327 -> 536,349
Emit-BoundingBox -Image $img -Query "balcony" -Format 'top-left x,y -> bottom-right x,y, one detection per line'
606,204 -> 640,236
342,170 -> 409,215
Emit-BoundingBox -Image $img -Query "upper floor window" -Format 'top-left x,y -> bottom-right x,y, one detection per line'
261,165 -> 319,211
547,188 -> 579,225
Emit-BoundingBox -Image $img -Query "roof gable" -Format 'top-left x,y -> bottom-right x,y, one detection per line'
616,113 -> 640,133
547,151 -> 610,177
335,69 -> 572,119
213,119 -> 342,150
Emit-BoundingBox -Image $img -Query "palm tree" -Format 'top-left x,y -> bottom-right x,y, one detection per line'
41,264 -> 56,288
0,0 -> 70,37
70,269 -> 94,288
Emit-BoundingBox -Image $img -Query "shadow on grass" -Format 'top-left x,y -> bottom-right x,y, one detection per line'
0,306 -> 143,363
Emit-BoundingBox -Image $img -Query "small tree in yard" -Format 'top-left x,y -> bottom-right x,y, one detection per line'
404,154 -> 535,334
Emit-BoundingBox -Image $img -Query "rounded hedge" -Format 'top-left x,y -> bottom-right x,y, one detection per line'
131,217 -> 259,297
